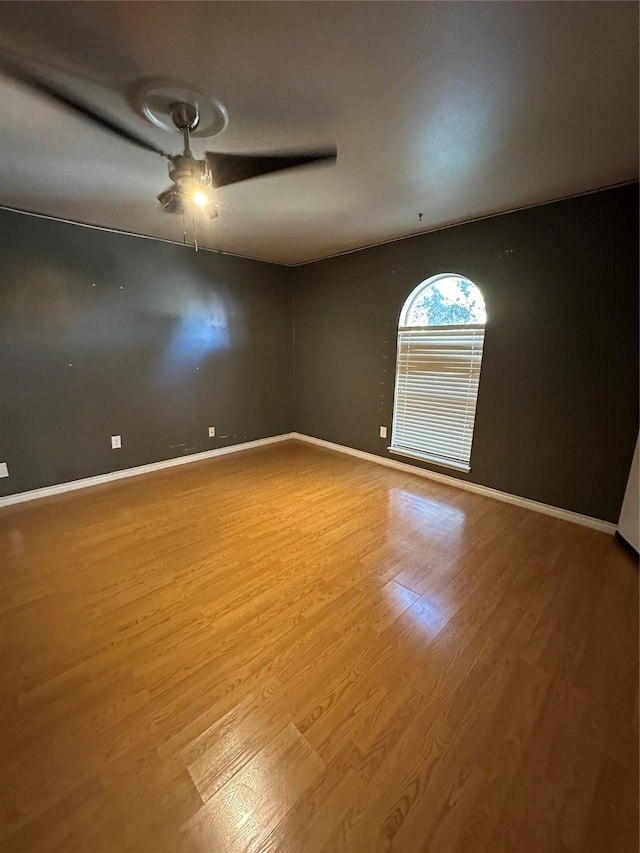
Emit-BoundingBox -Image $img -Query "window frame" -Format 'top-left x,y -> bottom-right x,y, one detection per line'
389,273 -> 486,473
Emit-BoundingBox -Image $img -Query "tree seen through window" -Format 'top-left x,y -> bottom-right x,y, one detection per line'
403,276 -> 486,327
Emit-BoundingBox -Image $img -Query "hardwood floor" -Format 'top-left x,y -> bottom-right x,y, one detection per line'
0,440 -> 637,852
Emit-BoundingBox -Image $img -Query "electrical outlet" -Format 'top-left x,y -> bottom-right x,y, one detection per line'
208,426 -> 216,438
379,426 -> 388,439
111,435 -> 122,449
0,461 -> 8,478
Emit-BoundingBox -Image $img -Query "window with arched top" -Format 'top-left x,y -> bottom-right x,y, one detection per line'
390,274 -> 486,472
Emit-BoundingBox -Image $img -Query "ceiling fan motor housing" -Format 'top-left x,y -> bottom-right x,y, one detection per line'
168,155 -> 211,188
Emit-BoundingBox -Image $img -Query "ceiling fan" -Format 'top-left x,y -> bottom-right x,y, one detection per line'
0,54 -> 337,229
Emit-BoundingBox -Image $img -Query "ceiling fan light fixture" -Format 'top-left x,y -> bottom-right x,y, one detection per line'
192,189 -> 208,208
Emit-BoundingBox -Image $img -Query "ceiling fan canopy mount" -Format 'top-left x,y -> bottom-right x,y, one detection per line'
168,101 -> 200,134
135,78 -> 228,139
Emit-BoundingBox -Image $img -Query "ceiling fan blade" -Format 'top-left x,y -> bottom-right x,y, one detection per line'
204,149 -> 337,189
0,53 -> 169,158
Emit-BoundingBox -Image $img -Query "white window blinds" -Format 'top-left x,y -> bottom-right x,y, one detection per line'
390,324 -> 485,472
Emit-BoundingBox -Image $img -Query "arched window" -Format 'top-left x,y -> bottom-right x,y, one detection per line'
390,274 -> 486,472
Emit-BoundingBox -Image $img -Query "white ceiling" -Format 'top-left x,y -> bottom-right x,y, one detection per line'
0,1 -> 637,265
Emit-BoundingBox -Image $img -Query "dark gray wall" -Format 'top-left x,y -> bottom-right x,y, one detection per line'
0,210 -> 293,496
292,184 -> 639,523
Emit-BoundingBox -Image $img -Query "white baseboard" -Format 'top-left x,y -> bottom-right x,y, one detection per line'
291,433 -> 617,535
0,431 -> 618,535
0,433 -> 295,509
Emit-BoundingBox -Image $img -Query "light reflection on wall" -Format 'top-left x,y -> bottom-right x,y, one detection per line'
4,260 -> 235,366
161,304 -> 230,375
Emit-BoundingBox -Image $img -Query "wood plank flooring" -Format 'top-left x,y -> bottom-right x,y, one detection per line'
0,440 -> 637,852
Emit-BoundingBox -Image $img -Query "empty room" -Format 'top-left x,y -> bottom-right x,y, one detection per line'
0,2 -> 638,851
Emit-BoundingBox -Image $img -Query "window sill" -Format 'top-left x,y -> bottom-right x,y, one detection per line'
387,447 -> 471,473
